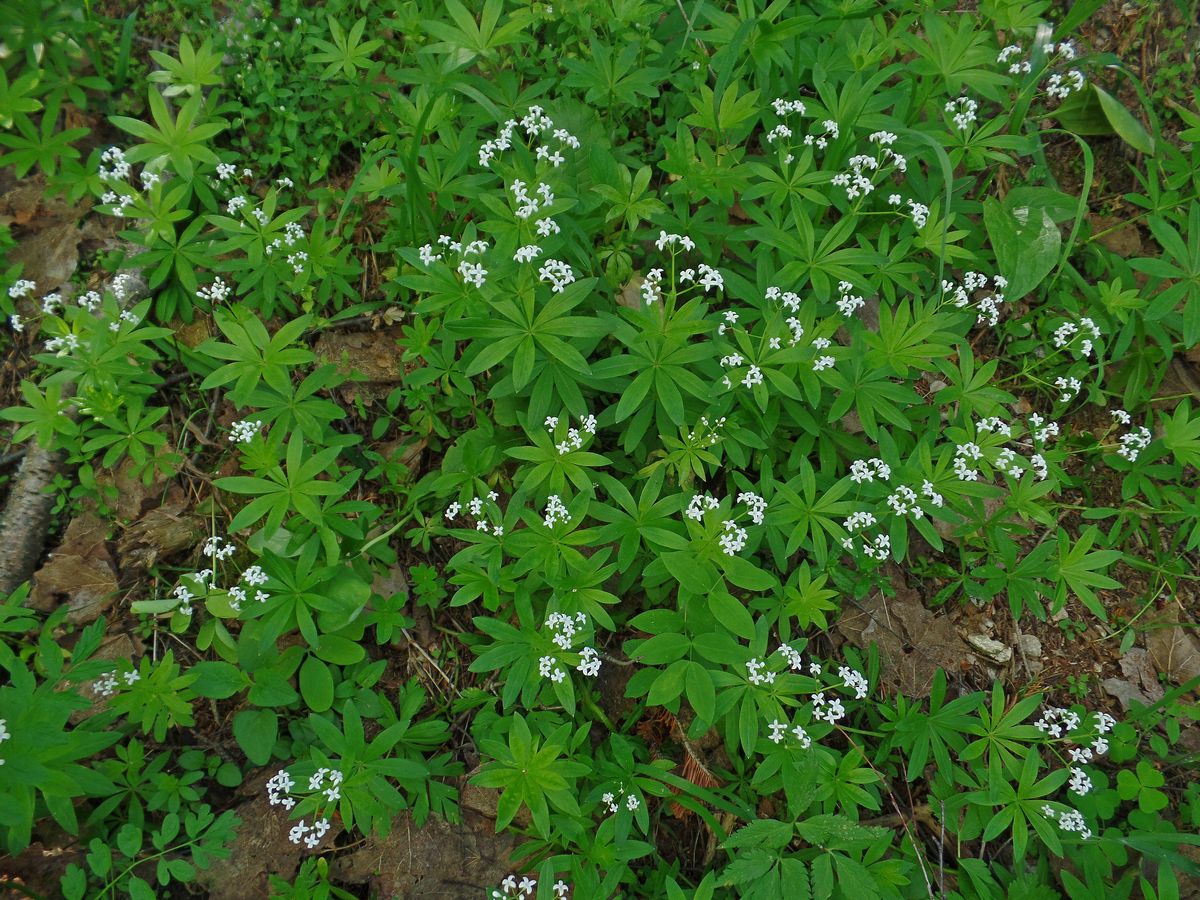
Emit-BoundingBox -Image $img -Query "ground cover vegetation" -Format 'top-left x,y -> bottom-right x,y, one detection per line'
1,0 -> 1199,896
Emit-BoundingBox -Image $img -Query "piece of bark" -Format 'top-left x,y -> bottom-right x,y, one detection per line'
0,441 -> 64,595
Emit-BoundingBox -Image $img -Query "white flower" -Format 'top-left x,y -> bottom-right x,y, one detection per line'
229,419 -> 262,444
544,494 -> 570,527
577,646 -> 601,677
767,719 -> 787,743
719,520 -> 748,556
538,259 -> 575,293
203,536 -> 236,560
1068,766 -> 1093,796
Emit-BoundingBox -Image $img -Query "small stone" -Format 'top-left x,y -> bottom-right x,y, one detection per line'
1016,634 -> 1042,658
967,633 -> 1013,664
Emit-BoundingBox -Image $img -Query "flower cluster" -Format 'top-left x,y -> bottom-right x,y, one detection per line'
760,647 -> 870,749
842,457 -> 943,559
547,411 -> 598,455
999,40 -> 1085,102
204,536 -> 237,560
445,491 -> 505,536
601,784 -> 641,813
266,769 -> 297,810
227,564 -> 271,612
287,817 -> 332,849
491,876 -> 571,899
830,131 -> 907,202
1114,415 -> 1153,463
765,97 -> 807,150
538,258 -> 576,293
945,95 -> 978,131
641,232 -> 724,305
543,494 -> 571,528
835,281 -> 865,317
1033,707 -> 1119,841
510,179 -> 555,221
229,418 -> 263,443
265,765 -> 340,849
479,104 -> 580,169
171,570 -> 211,617
539,611 -> 601,682
308,767 -> 345,803
1052,316 -> 1102,357
682,488 -> 768,557
1054,376 -> 1082,403
941,271 -> 1008,326
91,665 -> 141,698
0,718 -> 8,766
197,276 -> 233,304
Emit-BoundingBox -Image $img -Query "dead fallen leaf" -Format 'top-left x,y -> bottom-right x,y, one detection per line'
1088,214 -> 1143,258
117,503 -> 204,574
9,223 -> 82,293
30,513 -> 120,624
314,327 -> 404,382
1102,677 -> 1157,711
1118,647 -> 1165,702
1147,622 -> 1200,687
838,581 -> 974,697
618,274 -> 645,310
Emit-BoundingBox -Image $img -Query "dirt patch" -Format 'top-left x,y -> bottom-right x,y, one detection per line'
333,803 -> 515,899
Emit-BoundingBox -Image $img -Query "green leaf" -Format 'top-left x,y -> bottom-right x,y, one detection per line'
708,590 -> 756,640
233,709 -> 278,765
1093,84 -> 1154,156
189,661 -> 247,699
300,656 -> 335,713
983,197 -> 1060,299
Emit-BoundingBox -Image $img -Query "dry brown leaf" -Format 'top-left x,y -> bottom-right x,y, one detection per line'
30,513 -> 119,624
838,588 -> 973,697
314,327 -> 404,382
1147,622 -> 1200,686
